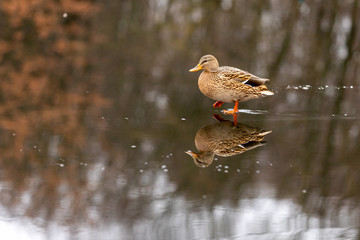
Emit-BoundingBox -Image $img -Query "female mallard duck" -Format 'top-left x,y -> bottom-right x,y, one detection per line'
185,115 -> 272,168
189,55 -> 273,123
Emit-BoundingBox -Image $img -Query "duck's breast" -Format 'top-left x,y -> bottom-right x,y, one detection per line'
198,72 -> 233,102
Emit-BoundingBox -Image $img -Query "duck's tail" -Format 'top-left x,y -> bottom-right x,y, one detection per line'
261,90 -> 274,96
258,130 -> 272,137
257,85 -> 274,96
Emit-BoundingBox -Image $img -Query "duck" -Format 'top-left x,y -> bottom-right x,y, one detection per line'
189,55 -> 273,124
185,115 -> 272,168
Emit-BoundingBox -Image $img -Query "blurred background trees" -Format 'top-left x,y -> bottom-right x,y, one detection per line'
0,0 -> 359,238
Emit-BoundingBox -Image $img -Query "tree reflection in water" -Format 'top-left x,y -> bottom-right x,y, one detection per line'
0,0 -> 360,239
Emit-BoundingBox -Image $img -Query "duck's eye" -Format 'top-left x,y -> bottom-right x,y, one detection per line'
201,60 -> 208,64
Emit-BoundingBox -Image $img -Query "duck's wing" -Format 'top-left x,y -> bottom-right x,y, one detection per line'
220,66 -> 269,87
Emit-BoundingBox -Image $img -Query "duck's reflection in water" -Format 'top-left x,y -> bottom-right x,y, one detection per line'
185,115 -> 272,168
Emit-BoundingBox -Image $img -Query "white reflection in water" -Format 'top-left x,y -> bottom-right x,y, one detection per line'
0,219 -> 46,240
125,191 -> 359,240
1,183 -> 359,239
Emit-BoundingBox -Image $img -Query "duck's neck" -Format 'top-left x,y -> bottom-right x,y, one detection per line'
206,69 -> 218,73
208,63 -> 219,72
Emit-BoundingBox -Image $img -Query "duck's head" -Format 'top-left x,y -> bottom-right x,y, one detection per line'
185,150 -> 215,168
189,55 -> 219,73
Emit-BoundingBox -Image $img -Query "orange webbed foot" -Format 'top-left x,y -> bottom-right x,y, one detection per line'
222,101 -> 239,126
222,109 -> 239,115
222,101 -> 239,115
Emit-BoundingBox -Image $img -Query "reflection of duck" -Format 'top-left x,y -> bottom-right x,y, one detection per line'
189,55 -> 273,124
185,115 -> 272,168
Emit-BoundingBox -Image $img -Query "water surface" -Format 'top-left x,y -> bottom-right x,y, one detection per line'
0,0 -> 359,239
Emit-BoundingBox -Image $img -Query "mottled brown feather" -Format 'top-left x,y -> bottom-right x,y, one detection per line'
190,55 -> 273,103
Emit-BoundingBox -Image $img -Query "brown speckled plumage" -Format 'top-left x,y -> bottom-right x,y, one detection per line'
189,55 -> 274,103
185,120 -> 272,168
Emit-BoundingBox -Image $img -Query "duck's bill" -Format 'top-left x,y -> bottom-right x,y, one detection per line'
189,65 -> 202,72
185,150 -> 197,158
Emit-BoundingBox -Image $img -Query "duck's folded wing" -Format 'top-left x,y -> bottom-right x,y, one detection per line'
222,67 -> 269,87
242,75 -> 270,87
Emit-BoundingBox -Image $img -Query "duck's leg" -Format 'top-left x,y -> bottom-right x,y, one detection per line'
212,114 -> 229,122
222,101 -> 239,115
233,101 -> 239,113
233,114 -> 238,125
213,101 -> 224,108
222,101 -> 239,126
233,101 -> 239,125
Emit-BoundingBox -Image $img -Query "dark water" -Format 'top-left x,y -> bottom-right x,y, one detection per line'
1,0 -> 360,239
